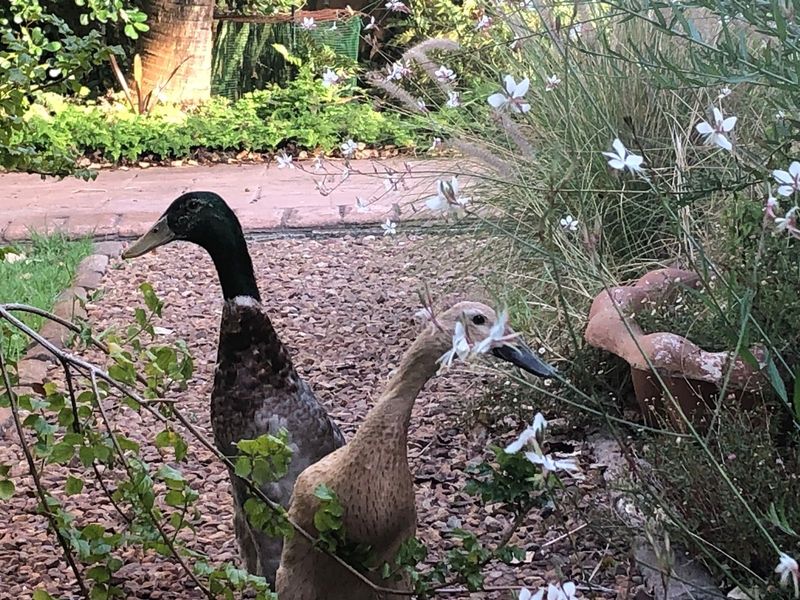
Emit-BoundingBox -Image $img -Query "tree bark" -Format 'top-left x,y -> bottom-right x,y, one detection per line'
138,0 -> 215,103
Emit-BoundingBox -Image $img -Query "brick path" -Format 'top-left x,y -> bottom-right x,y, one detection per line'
0,159 -> 451,241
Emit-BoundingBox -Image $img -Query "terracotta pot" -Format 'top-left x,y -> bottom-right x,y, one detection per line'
584,268 -> 766,430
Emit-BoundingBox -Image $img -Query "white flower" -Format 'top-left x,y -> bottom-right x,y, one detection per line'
3,251 -> 26,264
560,215 -> 579,232
560,582 -> 578,600
365,15 -> 377,30
487,75 -> 531,113
301,17 -> 317,30
505,413 -> 548,454
602,138 -> 645,173
386,60 -> 411,81
473,310 -> 518,354
428,137 -> 442,152
718,86 -> 732,99
434,65 -> 457,83
765,195 -> 780,219
696,107 -> 737,151
340,139 -> 357,158
385,0 -> 411,12
381,219 -> 397,236
445,91 -> 461,108
355,196 -> 369,213
776,110 -> 787,121
545,74 -> 561,91
775,206 -> 800,238
322,68 -> 340,87
775,553 -> 799,597
437,321 -> 471,369
773,161 -> 800,196
475,15 -> 492,31
416,97 -> 428,112
525,448 -> 580,475
313,156 -> 324,172
519,588 -> 544,600
276,152 -> 294,169
425,176 -> 470,213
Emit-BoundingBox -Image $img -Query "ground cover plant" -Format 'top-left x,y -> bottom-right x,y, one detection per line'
0,234 -> 92,361
16,64 -> 419,169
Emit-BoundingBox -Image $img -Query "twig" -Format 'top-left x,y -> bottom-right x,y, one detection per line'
0,344 -> 90,598
541,523 -> 588,548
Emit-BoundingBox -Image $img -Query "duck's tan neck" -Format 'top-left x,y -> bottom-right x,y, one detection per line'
349,331 -> 444,455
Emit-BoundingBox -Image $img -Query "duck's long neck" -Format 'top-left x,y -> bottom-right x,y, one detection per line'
351,332 -> 443,455
203,231 -> 261,302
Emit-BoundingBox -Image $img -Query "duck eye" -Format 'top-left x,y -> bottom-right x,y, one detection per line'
187,199 -> 201,211
472,314 -> 486,325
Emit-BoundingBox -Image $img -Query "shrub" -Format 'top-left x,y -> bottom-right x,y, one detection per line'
13,65 -> 420,169
373,0 -> 800,596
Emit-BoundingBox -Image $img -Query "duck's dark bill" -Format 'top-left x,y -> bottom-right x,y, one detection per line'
492,342 -> 557,378
122,215 -> 175,259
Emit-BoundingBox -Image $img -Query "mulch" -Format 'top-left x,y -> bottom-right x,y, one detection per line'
0,234 -> 638,599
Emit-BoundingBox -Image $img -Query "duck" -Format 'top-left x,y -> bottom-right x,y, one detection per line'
122,191 -> 345,587
275,301 -> 557,600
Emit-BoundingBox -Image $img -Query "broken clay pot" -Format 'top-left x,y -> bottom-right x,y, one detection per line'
584,268 -> 766,429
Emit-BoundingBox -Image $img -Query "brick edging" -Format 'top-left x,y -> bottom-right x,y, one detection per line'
0,241 -> 124,440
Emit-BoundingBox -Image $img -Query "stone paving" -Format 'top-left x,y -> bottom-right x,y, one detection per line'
0,159 -> 453,241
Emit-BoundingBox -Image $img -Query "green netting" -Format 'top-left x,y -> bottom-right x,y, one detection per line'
211,16 -> 361,100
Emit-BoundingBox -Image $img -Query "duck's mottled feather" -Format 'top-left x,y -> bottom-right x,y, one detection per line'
210,299 -> 345,586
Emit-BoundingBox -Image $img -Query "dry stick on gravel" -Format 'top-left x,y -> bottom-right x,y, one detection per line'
1,304 -> 538,598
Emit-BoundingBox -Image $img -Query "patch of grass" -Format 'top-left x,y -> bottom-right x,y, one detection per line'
0,233 -> 93,362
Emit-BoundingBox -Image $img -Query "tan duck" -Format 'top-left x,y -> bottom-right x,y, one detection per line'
275,301 -> 556,600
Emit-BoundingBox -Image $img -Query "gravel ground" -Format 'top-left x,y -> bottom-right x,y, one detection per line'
0,234 -> 637,599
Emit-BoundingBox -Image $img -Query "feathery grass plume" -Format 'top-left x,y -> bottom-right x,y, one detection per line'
365,71 -> 427,114
450,137 -> 514,178
496,112 -> 536,157
403,38 -> 462,95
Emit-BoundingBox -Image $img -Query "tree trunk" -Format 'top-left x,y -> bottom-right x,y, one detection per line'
138,0 -> 215,103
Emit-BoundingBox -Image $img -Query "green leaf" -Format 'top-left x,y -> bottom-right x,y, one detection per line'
86,565 -> 110,583
793,366 -> 800,422
314,484 -> 336,502
164,489 -> 184,507
157,465 -> 185,489
48,441 -> 75,465
140,282 -> 163,316
234,456 -> 251,478
81,523 -> 106,540
765,356 -> 788,403
79,445 -> 95,467
65,475 -> 84,495
33,591 -> 55,600
0,479 -> 15,500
